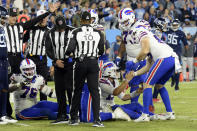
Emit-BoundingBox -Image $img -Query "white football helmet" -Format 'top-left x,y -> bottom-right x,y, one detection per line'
20,59 -> 36,79
118,8 -> 135,31
89,9 -> 99,26
102,62 -> 120,79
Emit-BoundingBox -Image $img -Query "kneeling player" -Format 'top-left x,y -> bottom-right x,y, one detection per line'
9,59 -> 69,120
80,62 -> 134,122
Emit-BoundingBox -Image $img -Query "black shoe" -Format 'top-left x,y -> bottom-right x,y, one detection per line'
69,119 -> 79,126
51,118 -> 69,124
92,121 -> 104,127
175,86 -> 179,91
171,80 -> 175,87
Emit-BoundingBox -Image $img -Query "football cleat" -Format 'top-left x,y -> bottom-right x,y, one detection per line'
0,119 -> 8,125
51,118 -> 69,124
69,119 -> 79,126
92,121 -> 104,127
113,107 -> 131,121
134,113 -> 150,122
150,114 -> 159,121
157,112 -> 176,120
1,116 -> 18,123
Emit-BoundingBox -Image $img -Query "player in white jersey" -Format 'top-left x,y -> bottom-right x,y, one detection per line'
8,59 -> 64,120
89,9 -> 104,32
89,9 -> 108,75
118,8 -> 180,122
99,62 -> 131,112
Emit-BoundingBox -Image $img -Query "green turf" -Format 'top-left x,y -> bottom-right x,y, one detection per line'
1,81 -> 197,131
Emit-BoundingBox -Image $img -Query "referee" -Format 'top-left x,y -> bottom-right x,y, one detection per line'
65,11 -> 104,127
45,15 -> 75,124
24,10 -> 50,101
4,3 -> 59,118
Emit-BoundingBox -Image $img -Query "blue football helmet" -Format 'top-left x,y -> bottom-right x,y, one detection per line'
0,6 -> 8,24
154,18 -> 167,32
171,19 -> 180,31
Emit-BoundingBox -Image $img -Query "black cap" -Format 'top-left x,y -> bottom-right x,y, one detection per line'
81,11 -> 91,21
8,8 -> 18,17
55,15 -> 66,29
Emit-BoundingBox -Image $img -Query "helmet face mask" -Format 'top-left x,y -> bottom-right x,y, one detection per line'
20,59 -> 36,79
118,8 -> 135,31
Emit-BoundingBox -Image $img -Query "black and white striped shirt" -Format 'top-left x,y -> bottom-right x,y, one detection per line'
66,24 -> 104,58
25,26 -> 50,56
46,25 -> 75,60
4,12 -> 50,53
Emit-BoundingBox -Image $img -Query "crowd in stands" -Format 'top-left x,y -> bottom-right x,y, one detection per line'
1,0 -> 197,29
2,0 -> 197,80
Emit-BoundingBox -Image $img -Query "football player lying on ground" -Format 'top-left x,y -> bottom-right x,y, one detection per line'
80,62 -> 156,122
8,59 -> 69,120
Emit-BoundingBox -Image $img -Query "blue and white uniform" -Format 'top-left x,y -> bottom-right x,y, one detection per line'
122,19 -> 181,85
10,74 -> 68,120
80,83 -> 113,122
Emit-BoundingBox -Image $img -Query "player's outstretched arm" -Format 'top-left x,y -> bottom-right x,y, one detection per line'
133,57 -> 153,76
115,41 -> 126,66
135,37 -> 150,62
113,71 -> 134,96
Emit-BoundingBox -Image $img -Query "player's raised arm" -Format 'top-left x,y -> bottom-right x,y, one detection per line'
115,41 -> 126,66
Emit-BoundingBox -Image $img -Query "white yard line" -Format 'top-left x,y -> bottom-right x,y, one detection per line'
13,123 -> 31,126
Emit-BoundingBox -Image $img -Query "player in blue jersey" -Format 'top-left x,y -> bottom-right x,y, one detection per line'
0,6 -> 18,124
165,19 -> 188,91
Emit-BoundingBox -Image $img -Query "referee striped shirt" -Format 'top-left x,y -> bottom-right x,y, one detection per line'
65,24 -> 104,58
4,11 -> 50,53
46,25 -> 75,60
24,26 -> 50,56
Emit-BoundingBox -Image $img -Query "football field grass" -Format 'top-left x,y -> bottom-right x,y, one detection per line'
1,81 -> 197,131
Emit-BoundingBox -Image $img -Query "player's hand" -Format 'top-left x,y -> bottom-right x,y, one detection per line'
50,66 -> 54,76
20,81 -> 29,87
56,60 -> 64,68
125,71 -> 135,82
49,2 -> 60,13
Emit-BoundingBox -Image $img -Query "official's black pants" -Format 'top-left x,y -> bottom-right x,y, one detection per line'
70,58 -> 100,121
7,53 -> 23,117
28,55 -> 48,101
54,60 -> 73,118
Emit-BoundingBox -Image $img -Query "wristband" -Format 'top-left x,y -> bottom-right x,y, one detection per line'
134,72 -> 138,76
133,58 -> 138,63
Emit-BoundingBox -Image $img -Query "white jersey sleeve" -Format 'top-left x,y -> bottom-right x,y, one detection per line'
13,74 -> 43,114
